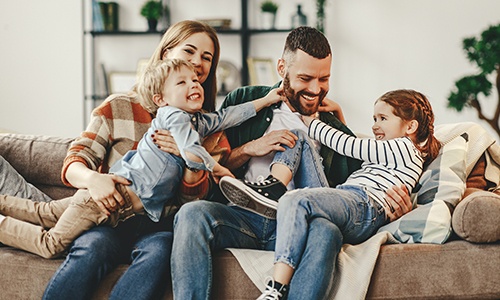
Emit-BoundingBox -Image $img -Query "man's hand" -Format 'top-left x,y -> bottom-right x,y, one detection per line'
318,98 -> 346,124
87,173 -> 129,215
152,129 -> 180,156
212,164 -> 234,184
244,129 -> 298,157
384,185 -> 413,221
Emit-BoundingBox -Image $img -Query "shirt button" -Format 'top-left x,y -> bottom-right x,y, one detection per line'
192,117 -> 196,122
266,117 -> 270,122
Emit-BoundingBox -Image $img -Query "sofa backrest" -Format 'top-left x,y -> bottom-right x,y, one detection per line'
0,133 -> 77,199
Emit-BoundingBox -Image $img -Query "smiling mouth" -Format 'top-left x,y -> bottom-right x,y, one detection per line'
374,134 -> 384,140
301,94 -> 317,101
188,94 -> 201,101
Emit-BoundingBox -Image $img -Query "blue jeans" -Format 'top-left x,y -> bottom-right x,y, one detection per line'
272,129 -> 329,189
276,185 -> 388,299
43,215 -> 173,300
0,155 -> 51,202
171,201 -> 340,300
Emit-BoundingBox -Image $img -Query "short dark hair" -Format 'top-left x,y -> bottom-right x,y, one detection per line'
283,26 -> 331,59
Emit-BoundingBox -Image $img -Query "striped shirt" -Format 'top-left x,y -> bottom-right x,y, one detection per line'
308,119 -> 424,208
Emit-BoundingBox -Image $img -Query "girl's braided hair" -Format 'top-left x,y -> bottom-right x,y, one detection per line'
377,89 -> 441,165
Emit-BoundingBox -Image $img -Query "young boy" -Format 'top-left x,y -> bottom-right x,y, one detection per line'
0,59 -> 283,258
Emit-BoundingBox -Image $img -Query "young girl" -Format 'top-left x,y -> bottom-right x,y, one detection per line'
0,59 -> 282,259
224,89 -> 441,299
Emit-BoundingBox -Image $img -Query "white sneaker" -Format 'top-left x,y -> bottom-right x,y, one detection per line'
256,277 -> 288,300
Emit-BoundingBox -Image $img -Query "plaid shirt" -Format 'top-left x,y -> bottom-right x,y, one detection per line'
61,94 -> 152,186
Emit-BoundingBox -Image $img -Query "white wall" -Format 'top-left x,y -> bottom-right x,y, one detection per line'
1,0 -> 499,141
0,1 -> 82,138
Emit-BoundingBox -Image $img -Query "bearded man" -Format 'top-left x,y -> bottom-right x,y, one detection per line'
170,26 -> 411,300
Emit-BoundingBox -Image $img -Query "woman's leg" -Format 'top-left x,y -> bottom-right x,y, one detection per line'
42,226 -> 122,300
0,155 -> 51,202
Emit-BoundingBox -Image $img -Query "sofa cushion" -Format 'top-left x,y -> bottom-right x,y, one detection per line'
0,133 -> 76,199
452,190 -> 500,243
377,133 -> 468,243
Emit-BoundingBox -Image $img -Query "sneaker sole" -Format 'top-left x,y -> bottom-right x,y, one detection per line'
220,177 -> 279,210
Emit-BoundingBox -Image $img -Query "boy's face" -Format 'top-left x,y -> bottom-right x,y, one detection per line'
162,66 -> 205,114
372,101 -> 409,140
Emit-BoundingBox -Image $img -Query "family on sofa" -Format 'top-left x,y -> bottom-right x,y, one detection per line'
1,20 -> 499,300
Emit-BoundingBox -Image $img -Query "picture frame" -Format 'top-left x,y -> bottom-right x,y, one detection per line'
108,72 -> 137,93
247,57 -> 278,86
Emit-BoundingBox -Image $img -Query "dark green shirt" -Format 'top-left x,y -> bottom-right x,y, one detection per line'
220,82 -> 362,187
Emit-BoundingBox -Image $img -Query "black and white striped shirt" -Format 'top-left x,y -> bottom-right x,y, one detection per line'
309,119 -> 424,208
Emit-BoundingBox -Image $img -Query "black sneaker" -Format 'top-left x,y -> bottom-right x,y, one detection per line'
219,175 -> 287,210
256,277 -> 288,300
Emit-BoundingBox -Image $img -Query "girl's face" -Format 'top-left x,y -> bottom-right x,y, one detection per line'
372,101 -> 412,141
161,66 -> 204,114
163,32 -> 214,84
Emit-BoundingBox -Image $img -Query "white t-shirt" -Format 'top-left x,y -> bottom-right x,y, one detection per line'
244,102 -> 320,190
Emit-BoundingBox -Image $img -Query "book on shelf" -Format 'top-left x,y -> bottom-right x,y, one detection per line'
92,0 -> 104,31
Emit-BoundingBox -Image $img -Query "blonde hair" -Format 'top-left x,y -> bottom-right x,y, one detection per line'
137,59 -> 195,114
376,89 -> 441,164
139,20 -> 220,112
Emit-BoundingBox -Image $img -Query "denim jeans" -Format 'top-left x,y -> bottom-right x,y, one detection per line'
171,200 -> 344,300
272,129 -> 329,189
276,185 -> 388,300
43,214 -> 173,300
0,155 -> 51,202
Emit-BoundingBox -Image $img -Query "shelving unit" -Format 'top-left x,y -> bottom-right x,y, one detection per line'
82,0 -> 290,126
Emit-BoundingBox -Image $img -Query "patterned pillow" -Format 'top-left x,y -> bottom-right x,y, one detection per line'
377,133 -> 468,243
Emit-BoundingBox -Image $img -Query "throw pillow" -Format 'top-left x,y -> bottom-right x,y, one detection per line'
378,133 -> 468,243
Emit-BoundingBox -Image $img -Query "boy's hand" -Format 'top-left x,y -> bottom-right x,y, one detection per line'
263,87 -> 284,106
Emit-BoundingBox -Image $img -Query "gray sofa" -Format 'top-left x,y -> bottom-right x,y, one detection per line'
0,133 -> 499,300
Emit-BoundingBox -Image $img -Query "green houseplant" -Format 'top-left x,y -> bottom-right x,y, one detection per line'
448,23 -> 500,138
140,0 -> 163,31
260,1 -> 278,29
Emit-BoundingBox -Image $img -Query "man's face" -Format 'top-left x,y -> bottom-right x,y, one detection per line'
280,49 -> 331,116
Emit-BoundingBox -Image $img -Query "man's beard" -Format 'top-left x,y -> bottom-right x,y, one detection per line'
282,74 -> 327,116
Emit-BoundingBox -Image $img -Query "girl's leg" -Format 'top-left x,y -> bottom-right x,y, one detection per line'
271,129 -> 329,189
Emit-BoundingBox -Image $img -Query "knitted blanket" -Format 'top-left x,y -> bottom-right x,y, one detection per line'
227,231 -> 398,300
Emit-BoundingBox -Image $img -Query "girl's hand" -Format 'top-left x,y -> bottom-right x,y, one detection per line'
87,173 -> 130,215
301,113 -> 317,127
318,97 -> 346,124
384,185 -> 413,221
152,129 -> 180,156
212,164 -> 234,184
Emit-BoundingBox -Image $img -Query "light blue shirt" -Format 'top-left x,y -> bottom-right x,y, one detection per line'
110,102 -> 256,221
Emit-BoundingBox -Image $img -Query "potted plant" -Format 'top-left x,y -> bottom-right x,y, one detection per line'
140,0 -> 163,31
260,1 -> 278,29
447,23 -> 500,139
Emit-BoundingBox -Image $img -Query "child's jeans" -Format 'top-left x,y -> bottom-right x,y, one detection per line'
271,129 -> 329,189
0,184 -> 136,259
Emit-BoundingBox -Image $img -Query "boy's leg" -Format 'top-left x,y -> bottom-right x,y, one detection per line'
0,192 -> 78,227
0,190 -> 108,258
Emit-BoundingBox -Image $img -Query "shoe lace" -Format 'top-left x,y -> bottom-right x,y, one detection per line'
245,175 -> 276,186
257,277 -> 283,300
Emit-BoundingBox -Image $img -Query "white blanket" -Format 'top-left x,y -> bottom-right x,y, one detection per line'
227,231 -> 398,300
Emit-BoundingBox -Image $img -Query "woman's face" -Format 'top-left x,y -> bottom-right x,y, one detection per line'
163,32 -> 214,84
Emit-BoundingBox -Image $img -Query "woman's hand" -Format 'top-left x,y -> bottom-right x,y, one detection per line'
87,173 -> 130,215
384,185 -> 413,221
152,129 -> 180,156
318,98 -> 346,124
